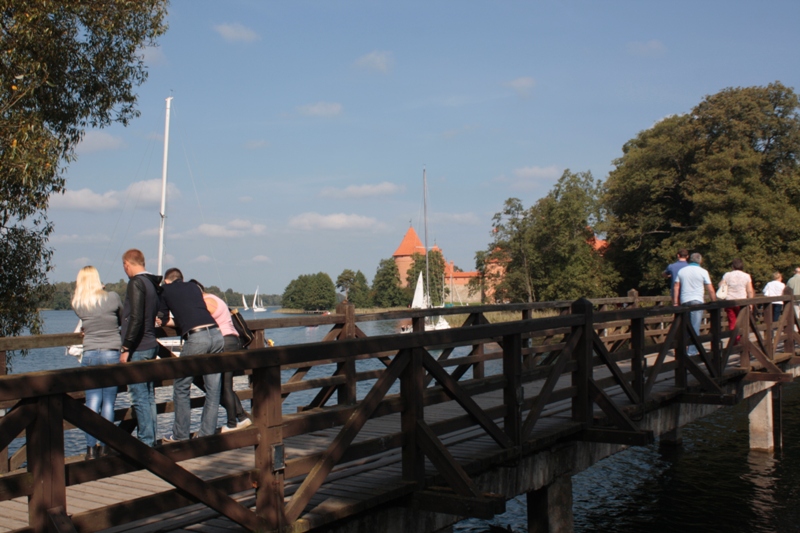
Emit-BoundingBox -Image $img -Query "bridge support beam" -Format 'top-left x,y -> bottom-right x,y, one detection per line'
526,474 -> 573,533
748,388 -> 774,451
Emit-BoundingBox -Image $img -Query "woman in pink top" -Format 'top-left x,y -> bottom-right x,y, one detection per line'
720,258 -> 754,332
192,280 -> 252,432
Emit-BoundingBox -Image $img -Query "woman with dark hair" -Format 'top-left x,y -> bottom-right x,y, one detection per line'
720,258 -> 754,332
192,280 -> 251,432
71,266 -> 123,459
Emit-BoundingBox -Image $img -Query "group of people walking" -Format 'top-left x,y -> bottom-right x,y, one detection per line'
71,249 -> 251,459
665,249 -> 795,356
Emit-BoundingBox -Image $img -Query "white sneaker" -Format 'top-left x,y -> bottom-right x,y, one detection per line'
220,418 -> 252,433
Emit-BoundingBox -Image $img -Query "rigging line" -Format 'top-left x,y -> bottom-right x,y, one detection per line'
171,107 -> 226,291
98,132 -> 159,283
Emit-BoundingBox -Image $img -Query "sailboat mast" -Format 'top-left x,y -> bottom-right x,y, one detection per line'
423,168 -> 431,308
157,96 -> 173,277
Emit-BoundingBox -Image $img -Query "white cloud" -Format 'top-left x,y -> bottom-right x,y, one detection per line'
504,77 -> 536,98
494,165 -> 562,191
244,139 -> 269,150
214,23 -> 260,43
140,46 -> 167,66
50,179 -> 180,212
77,131 -> 125,154
320,182 -> 402,199
193,255 -> 214,263
252,255 -> 272,263
288,212 -> 380,231
354,51 -> 393,73
627,39 -> 666,57
298,102 -> 343,117
195,219 -> 266,238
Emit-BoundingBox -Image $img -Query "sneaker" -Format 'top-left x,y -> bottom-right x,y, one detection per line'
220,418 -> 252,433
161,434 -> 180,444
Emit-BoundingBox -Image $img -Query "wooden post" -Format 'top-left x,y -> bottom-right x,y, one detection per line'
675,310 -> 687,389
28,395 -> 67,533
0,349 -> 7,474
253,362 -> 286,529
764,301 -> 774,357
401,347 -> 424,484
570,299 -> 593,427
627,288 -> 639,308
709,307 -> 723,377
630,317 -> 645,406
503,332 -> 522,445
336,302 -> 357,405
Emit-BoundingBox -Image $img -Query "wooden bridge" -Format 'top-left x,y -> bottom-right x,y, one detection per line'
1,291 -> 799,533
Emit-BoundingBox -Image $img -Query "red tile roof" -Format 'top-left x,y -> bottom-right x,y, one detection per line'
393,226 -> 425,257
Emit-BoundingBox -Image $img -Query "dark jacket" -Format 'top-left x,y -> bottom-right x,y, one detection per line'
121,273 -> 162,352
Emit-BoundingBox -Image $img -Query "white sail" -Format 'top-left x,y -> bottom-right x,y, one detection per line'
242,294 -> 249,311
411,272 -> 428,309
252,286 -> 266,313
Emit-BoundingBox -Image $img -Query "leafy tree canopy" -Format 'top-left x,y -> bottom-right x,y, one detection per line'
603,82 -> 800,293
486,170 -> 619,302
406,250 -> 447,306
0,0 -> 168,337
281,272 -> 336,311
347,270 -> 372,308
371,258 -> 405,308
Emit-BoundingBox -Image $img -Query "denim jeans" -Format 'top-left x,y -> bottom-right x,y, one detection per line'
172,328 -> 224,439
684,300 -> 704,356
81,349 -> 120,447
128,347 -> 158,446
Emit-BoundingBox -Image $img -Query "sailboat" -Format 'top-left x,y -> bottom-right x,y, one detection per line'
252,286 -> 266,313
242,295 -> 249,311
401,170 -> 450,333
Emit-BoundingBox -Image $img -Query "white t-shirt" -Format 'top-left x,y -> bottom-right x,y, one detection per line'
763,280 -> 786,306
721,270 -> 751,300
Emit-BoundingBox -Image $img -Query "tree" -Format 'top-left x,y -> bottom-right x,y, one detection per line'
281,273 -> 336,311
0,1 -> 168,338
348,271 -> 372,308
484,171 -> 619,302
335,269 -> 356,299
603,82 -> 800,293
405,250 -> 447,306
371,259 -> 405,308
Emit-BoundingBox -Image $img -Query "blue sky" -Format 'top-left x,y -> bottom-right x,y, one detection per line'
48,1 -> 800,295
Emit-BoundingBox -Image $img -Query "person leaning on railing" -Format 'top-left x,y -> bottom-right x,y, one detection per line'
71,266 -> 124,460
191,279 -> 252,433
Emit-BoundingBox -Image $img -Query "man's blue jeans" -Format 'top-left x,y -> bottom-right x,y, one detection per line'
82,349 -> 120,447
172,328 -> 224,439
129,347 -> 158,446
684,300 -> 704,356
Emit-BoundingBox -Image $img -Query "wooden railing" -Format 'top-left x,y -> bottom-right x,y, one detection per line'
0,291 -> 798,532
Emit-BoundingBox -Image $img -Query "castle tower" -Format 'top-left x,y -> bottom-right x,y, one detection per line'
392,226 -> 424,288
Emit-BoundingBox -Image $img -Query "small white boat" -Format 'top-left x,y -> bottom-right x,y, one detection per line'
252,286 -> 266,313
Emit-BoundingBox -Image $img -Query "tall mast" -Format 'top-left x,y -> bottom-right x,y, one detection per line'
157,96 -> 172,277
423,168 -> 430,308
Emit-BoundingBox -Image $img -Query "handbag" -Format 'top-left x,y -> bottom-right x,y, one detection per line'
65,320 -> 84,362
716,279 -> 728,300
229,308 -> 256,348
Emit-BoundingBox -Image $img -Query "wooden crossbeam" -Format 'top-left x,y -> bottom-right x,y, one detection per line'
0,400 -> 35,453
644,317 -> 680,397
592,331 -> 640,404
742,372 -> 794,383
284,351 -> 409,523
61,395 -> 265,531
588,380 -> 639,433
416,421 -> 479,497
47,506 -> 77,533
684,323 -> 716,377
421,351 -> 513,449
521,329 -> 580,440
682,354 -> 725,394
410,488 -> 505,519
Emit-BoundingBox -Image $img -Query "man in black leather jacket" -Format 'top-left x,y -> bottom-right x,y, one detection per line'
119,249 -> 162,446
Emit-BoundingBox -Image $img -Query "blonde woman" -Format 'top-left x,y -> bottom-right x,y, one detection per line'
71,266 -> 123,460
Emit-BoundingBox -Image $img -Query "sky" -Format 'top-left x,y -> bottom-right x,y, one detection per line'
47,1 -> 800,295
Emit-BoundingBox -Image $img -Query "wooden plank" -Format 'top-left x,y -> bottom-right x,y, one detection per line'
409,489 -> 505,519
415,421 -> 478,497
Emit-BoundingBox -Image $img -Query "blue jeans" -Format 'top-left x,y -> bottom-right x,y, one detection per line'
172,328 -> 224,439
129,347 -> 158,446
82,349 -> 120,447
684,300 -> 704,356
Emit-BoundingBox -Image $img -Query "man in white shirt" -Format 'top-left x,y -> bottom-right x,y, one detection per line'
673,253 -> 717,355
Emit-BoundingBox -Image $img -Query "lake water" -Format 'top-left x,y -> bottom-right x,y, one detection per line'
8,310 -> 800,532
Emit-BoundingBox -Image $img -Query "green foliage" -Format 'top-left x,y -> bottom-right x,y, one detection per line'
0,1 -> 168,338
335,269 -> 356,298
348,270 -> 372,308
486,171 -> 620,302
406,250 -> 447,306
603,82 -> 800,292
371,259 -> 406,308
281,272 -> 336,311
